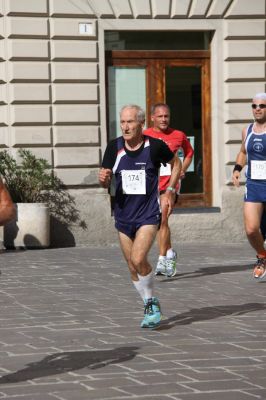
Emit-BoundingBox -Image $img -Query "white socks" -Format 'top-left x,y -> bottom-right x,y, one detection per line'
158,249 -> 175,259
166,248 -> 175,259
133,271 -> 154,301
132,279 -> 145,301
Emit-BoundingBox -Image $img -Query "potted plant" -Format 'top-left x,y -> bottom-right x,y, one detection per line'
0,149 -> 85,249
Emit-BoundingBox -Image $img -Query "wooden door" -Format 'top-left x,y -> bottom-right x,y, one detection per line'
106,50 -> 211,207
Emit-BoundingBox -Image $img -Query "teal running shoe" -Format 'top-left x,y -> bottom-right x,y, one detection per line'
141,297 -> 162,328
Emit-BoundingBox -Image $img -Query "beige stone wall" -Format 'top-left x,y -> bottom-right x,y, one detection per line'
0,0 -> 265,245
0,0 -> 100,187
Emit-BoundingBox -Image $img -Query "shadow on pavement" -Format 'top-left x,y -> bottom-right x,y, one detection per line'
160,263 -> 253,283
156,302 -> 266,331
0,346 -> 139,384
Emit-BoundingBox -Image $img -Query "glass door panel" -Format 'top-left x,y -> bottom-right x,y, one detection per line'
165,66 -> 202,194
108,67 -> 146,140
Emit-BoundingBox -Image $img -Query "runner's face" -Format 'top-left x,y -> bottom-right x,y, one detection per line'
120,108 -> 144,142
151,106 -> 170,132
252,98 -> 266,123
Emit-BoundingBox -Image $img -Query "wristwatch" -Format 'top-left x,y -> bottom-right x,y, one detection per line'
166,186 -> 175,193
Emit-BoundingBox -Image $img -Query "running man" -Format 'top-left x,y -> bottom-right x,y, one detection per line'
145,103 -> 194,277
232,93 -> 266,280
99,105 -> 181,327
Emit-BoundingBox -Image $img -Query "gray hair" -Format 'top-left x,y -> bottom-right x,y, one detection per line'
253,93 -> 266,101
120,104 -> 145,123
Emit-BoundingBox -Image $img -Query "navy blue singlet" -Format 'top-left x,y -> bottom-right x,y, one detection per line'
112,137 -> 161,228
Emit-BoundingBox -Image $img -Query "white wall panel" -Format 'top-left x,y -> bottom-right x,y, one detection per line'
225,82 -> 265,102
0,127 -> 9,146
10,105 -> 51,125
50,18 -> 97,39
224,20 -> 265,38
55,168 -> 99,185
51,62 -> 98,82
50,40 -> 97,60
9,62 -> 50,82
6,0 -> 48,15
0,106 -> 8,125
130,0 -> 151,18
86,0 -> 115,18
7,18 -> 48,38
171,0 -> 191,17
8,40 -> 49,60
54,126 -> 99,145
50,0 -> 95,17
206,0 -> 232,18
151,0 -> 171,18
224,40 -> 265,60
109,0 -> 133,18
54,147 -> 100,167
225,0 -> 266,17
52,83 -> 98,103
10,83 -> 50,103
224,103 -> 253,123
225,61 -> 265,81
53,105 -> 99,124
189,0 -> 212,18
11,126 -> 51,146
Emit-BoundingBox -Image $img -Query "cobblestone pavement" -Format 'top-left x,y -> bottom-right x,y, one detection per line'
0,242 -> 265,400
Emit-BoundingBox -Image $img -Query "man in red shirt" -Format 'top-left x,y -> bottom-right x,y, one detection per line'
145,103 -> 194,277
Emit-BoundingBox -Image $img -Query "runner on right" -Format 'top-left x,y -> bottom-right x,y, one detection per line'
232,93 -> 266,280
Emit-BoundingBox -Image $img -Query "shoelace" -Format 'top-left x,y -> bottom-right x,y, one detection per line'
144,300 -> 153,315
256,257 -> 266,267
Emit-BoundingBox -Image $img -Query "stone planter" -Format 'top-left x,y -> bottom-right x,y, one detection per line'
4,203 -> 50,249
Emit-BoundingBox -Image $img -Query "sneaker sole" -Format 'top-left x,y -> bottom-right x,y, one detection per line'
254,271 -> 266,280
155,271 -> 166,276
166,268 -> 177,277
141,322 -> 160,328
141,319 -> 161,328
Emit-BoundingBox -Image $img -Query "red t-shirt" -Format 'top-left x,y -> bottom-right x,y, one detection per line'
144,127 -> 194,191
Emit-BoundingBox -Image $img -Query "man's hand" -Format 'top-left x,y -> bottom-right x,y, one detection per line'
161,191 -> 175,217
232,170 -> 241,187
98,168 -> 112,188
180,170 -> 185,180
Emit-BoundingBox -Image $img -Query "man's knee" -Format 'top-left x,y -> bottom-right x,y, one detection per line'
245,224 -> 260,237
130,253 -> 143,268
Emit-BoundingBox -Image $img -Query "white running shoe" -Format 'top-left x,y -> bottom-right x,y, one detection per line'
155,258 -> 167,276
165,258 -> 177,277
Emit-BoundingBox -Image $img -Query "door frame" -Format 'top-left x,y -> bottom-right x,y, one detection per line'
106,50 -> 212,207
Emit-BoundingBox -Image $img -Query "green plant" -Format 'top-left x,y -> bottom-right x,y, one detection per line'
0,149 -> 56,203
0,149 -> 86,228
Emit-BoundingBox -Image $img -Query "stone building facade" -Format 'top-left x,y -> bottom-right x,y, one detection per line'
0,0 -> 265,246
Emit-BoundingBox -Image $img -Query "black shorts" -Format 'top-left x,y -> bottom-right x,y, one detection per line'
115,216 -> 161,239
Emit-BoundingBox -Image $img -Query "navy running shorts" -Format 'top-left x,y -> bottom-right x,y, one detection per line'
245,181 -> 266,203
115,216 -> 161,239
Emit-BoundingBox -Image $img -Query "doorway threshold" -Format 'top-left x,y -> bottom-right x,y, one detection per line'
173,207 -> 221,214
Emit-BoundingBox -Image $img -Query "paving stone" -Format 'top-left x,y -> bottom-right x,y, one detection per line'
0,242 -> 265,399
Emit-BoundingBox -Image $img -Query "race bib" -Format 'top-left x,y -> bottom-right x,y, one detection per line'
121,169 -> 146,194
251,160 -> 266,180
160,163 -> 171,176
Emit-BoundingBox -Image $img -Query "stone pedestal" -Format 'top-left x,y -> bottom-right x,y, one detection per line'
4,203 -> 50,249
